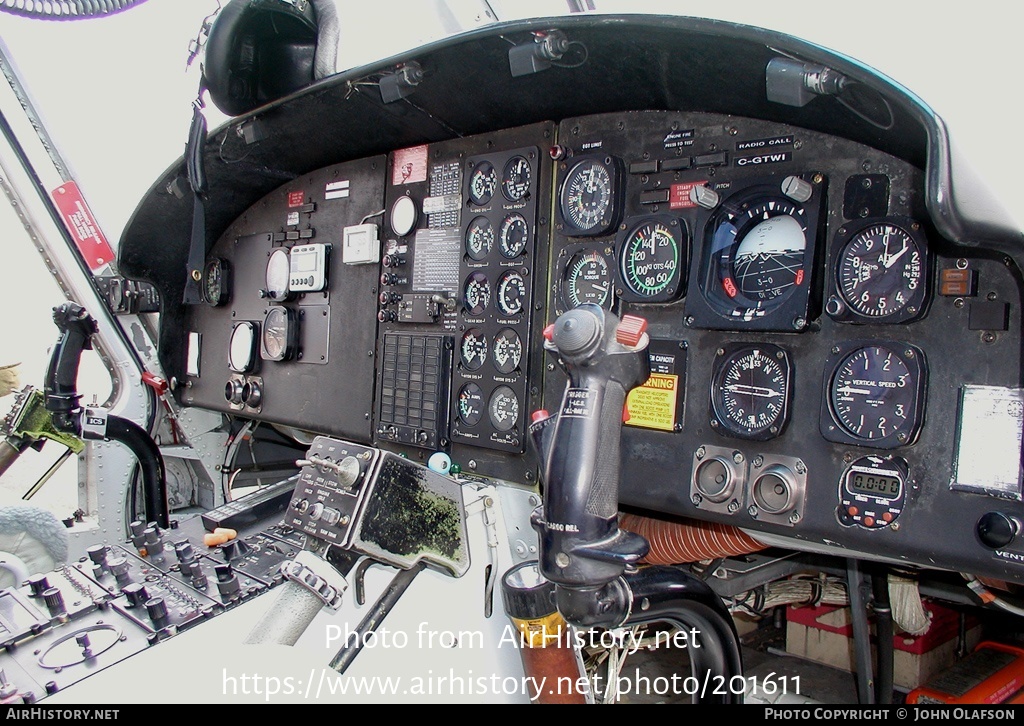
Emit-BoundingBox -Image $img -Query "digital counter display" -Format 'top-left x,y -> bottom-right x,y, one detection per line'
848,471 -> 901,498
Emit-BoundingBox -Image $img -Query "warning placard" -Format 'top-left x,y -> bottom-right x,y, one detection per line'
51,181 -> 114,272
625,373 -> 678,432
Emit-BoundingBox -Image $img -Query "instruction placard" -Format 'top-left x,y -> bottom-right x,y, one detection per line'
625,341 -> 686,432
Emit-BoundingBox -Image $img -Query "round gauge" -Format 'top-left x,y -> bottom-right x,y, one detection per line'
619,217 -> 683,302
488,385 -> 520,432
261,306 -> 297,362
836,221 -> 925,320
463,271 -> 490,316
390,194 -> 418,237
492,328 -> 523,375
828,345 -> 922,445
468,162 -> 497,206
458,383 -> 484,427
559,157 -> 616,235
501,156 -> 531,202
563,249 -> 612,309
711,345 -> 791,440
228,322 -> 258,373
465,216 -> 494,261
264,248 -> 292,302
496,270 -> 526,317
459,329 -> 488,371
203,258 -> 231,307
499,214 -> 529,259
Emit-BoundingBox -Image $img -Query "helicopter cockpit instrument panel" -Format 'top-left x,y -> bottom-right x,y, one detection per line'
117,14 -> 1024,588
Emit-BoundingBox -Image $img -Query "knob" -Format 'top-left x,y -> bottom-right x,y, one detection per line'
781,175 -> 814,203
143,526 -> 162,557
27,574 -> 50,597
145,597 -> 169,629
42,587 -> 66,617
321,508 -> 342,527
215,564 -> 240,600
108,556 -> 131,586
977,512 -> 1019,549
220,539 -> 251,562
122,583 -> 150,607
309,502 -> 325,521
689,184 -> 720,210
87,545 -> 109,568
174,541 -> 196,563
129,520 -> 147,547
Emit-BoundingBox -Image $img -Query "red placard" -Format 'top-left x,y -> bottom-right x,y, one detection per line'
287,190 -> 305,208
51,181 -> 114,271
669,181 -> 706,209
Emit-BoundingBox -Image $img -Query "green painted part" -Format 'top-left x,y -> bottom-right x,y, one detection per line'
9,390 -> 84,453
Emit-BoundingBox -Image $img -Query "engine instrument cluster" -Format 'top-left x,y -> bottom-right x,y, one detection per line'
179,110 -> 1024,584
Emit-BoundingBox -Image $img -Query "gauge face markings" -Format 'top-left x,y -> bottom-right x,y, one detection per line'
837,222 -> 923,319
830,346 -> 916,441
204,258 -> 230,307
492,328 -> 523,374
711,345 -> 790,439
465,216 -> 494,261
563,249 -> 611,309
459,329 -> 488,371
458,383 -> 484,427
560,157 -> 614,234
468,162 -> 497,206
496,270 -> 526,317
619,219 -> 682,300
463,271 -> 490,316
261,307 -> 295,361
501,156 -> 531,201
499,214 -> 529,258
488,386 -> 520,431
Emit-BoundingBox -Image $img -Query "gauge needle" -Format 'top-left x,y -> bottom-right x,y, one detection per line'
836,385 -> 871,395
725,384 -> 780,398
883,243 -> 908,269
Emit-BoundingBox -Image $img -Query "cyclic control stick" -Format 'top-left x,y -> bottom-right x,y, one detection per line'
529,304 -> 743,703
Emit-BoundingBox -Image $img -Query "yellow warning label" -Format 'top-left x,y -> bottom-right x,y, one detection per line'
625,373 -> 678,432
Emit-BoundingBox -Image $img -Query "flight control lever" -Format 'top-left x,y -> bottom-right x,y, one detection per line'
530,304 -> 651,590
529,305 -> 743,703
44,302 -> 170,527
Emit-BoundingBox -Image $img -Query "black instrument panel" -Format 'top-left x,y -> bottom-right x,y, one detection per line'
181,111 -> 1024,583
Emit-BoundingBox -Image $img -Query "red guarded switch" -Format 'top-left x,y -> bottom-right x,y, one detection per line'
615,315 -> 648,348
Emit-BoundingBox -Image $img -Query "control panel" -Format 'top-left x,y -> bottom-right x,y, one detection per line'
173,108 -> 1024,584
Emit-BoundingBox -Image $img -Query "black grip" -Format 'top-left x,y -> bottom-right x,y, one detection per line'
586,382 -> 625,519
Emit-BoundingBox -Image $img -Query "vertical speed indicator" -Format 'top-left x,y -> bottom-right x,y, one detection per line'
822,342 -> 926,449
